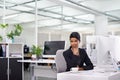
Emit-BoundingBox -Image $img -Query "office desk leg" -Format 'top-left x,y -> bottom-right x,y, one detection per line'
30,64 -> 36,80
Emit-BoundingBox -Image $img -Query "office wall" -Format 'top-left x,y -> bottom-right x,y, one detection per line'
13,22 -> 120,48
38,33 -> 49,47
20,23 -> 36,47
38,31 -> 70,49
19,22 -> 71,48
15,22 -> 94,50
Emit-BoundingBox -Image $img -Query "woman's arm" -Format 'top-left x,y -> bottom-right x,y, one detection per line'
82,49 -> 94,70
63,51 -> 72,71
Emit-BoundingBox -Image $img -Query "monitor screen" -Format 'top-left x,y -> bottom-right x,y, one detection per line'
43,41 -> 65,55
97,36 -> 109,65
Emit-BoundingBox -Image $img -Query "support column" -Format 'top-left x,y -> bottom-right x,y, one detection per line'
95,15 -> 108,36
95,15 -> 109,66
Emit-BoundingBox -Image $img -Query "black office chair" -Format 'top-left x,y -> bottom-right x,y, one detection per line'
24,57 -> 31,71
0,45 -> 3,57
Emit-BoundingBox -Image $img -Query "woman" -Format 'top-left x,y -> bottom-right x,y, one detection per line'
63,32 -> 93,71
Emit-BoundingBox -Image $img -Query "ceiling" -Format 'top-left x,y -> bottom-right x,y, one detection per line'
0,0 -> 120,31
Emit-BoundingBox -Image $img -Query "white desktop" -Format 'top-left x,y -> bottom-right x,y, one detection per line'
57,66 -> 120,80
42,55 -> 56,58
17,59 -> 55,64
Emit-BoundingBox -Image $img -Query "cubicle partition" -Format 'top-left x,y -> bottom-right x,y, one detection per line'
0,43 -> 23,80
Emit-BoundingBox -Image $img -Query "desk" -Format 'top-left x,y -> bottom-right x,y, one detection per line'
57,70 -> 120,80
18,59 -> 56,80
18,59 -> 55,64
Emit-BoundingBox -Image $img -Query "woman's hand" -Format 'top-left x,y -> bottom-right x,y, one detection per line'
77,65 -> 84,71
78,67 -> 84,70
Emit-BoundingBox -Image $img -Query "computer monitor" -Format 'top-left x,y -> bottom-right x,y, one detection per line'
97,36 -> 120,67
109,36 -> 120,61
96,36 -> 110,65
43,41 -> 65,55
109,36 -> 120,70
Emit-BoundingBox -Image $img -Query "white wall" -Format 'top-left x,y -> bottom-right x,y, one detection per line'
10,21 -> 120,49
38,31 -> 70,49
19,23 -> 36,47
13,22 -> 94,50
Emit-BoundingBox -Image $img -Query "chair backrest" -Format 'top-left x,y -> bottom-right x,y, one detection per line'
55,49 -> 67,73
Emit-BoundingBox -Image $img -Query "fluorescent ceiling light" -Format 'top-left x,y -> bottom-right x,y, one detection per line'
2,14 -> 18,19
75,14 -> 95,21
64,16 -> 73,20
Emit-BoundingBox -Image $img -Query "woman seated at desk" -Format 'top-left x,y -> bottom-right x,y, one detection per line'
63,32 -> 94,71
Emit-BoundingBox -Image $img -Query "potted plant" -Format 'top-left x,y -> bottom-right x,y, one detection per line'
0,24 -> 8,42
31,45 -> 42,60
7,24 -> 23,40
0,36 -> 2,42
0,23 -> 23,42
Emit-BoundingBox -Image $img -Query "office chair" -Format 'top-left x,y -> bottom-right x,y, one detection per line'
55,49 -> 67,73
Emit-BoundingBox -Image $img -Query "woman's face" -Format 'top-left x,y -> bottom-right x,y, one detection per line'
70,38 -> 80,48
